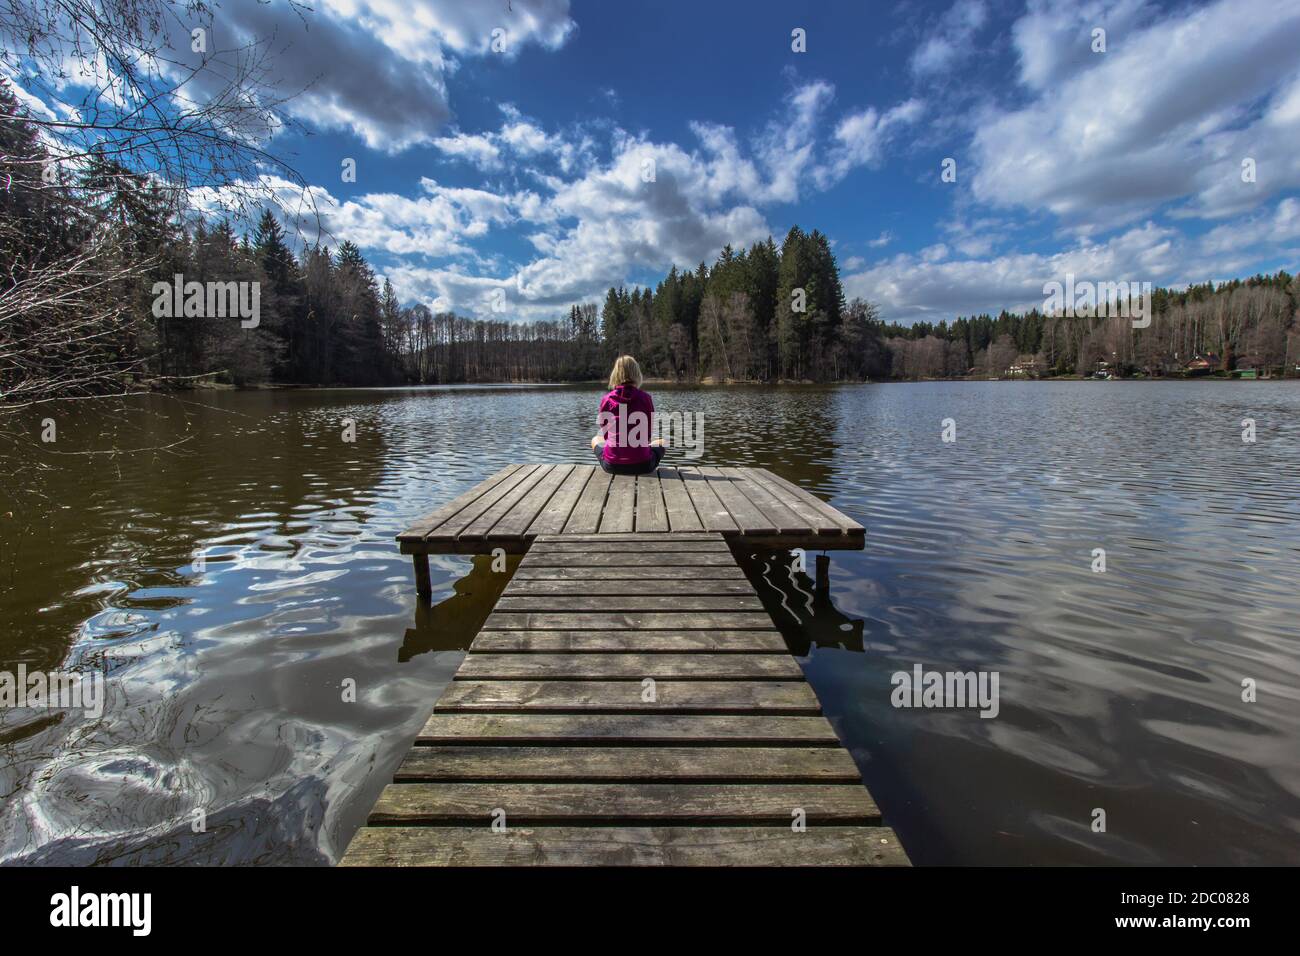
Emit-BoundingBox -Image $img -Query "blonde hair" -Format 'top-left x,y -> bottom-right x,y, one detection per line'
608,354 -> 643,389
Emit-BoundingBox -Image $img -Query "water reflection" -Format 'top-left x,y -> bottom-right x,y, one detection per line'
1,382 -> 1298,866
735,550 -> 864,655
399,554 -> 519,662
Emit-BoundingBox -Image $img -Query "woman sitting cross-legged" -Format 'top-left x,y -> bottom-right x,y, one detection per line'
590,354 -> 666,476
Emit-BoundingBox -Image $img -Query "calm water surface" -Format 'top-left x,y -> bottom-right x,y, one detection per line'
1,382 -> 1298,865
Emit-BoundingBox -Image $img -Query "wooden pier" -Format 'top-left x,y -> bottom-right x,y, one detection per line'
341,467 -> 908,866
397,464 -> 865,596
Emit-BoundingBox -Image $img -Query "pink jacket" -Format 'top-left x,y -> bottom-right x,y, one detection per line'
598,384 -> 655,465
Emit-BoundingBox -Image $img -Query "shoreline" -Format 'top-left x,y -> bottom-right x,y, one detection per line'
172,373 -> 1298,392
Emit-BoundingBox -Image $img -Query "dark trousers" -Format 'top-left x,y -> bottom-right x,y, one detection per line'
593,443 -> 665,475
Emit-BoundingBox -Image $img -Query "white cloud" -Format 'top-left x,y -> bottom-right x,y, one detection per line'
972,0 -> 1300,224
156,0 -> 576,153
432,132 -> 502,169
844,221 -> 1182,322
361,80 -> 924,318
227,176 -> 518,260
1011,0 -> 1151,91
1198,197 -> 1300,256
910,0 -> 988,76
814,99 -> 923,188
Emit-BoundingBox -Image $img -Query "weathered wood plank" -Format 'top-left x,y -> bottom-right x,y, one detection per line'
458,464 -> 555,540
748,468 -> 865,535
423,465 -> 542,543
487,463 -> 573,540
736,467 -> 842,537
676,466 -> 739,532
655,466 -> 705,532
483,611 -> 774,630
415,713 -> 842,745
528,539 -> 728,553
505,579 -> 756,596
520,552 -> 737,567
455,653 -> 803,680
634,473 -> 669,532
341,825 -> 910,867
425,464 -> 541,542
525,465 -> 593,536
397,465 -> 522,544
512,566 -> 747,581
598,474 -> 636,532
395,746 -> 859,782
563,470 -> 612,534
540,532 -> 719,542
692,466 -> 776,535
469,630 -> 788,653
718,467 -> 811,535
367,783 -> 878,824
434,680 -> 821,713
494,595 -> 765,612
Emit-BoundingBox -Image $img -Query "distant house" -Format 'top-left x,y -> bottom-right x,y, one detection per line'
1183,353 -> 1219,374
1006,356 -> 1043,377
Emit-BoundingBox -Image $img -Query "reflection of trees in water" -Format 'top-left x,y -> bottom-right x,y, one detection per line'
400,553 -> 520,662
735,549 -> 863,656
692,385 -> 843,492
0,391 -> 392,666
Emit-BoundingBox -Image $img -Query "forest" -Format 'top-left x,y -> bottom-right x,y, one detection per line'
3,77 -> 1298,405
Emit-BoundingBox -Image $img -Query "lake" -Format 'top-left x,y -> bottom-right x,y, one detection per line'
1,381 -> 1298,865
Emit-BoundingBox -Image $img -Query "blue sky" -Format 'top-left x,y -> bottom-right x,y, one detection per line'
78,0 -> 1300,321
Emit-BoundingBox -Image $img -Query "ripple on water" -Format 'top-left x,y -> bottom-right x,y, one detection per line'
1,381 -> 1298,866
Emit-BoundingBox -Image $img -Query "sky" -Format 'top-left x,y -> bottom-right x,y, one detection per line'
28,0 -> 1300,324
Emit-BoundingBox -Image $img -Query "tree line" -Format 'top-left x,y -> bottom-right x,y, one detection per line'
881,274 -> 1299,380
6,74 -> 1298,405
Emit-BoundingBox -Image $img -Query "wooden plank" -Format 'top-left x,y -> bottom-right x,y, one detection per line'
656,466 -> 705,532
395,746 -> 859,782
483,612 -> 774,630
469,630 -> 788,653
528,539 -> 728,553
598,474 -> 636,532
425,464 -> 544,542
718,467 -> 811,535
634,473 -> 669,532
540,532 -> 719,542
398,465 -> 522,544
525,465 -> 593,537
505,579 -> 756,596
487,463 -> 573,540
455,653 -> 803,680
434,680 -> 821,713
458,464 -> 555,541
512,566 -> 747,581
676,466 -> 739,532
563,470 -> 612,534
520,552 -> 737,567
367,783 -> 878,824
737,467 -> 842,537
493,595 -> 765,612
341,825 -> 910,867
692,466 -> 776,535
415,713 -> 843,745
749,468 -> 864,535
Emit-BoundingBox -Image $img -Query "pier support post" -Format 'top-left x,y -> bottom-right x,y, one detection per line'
815,553 -> 830,597
412,554 -> 432,600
